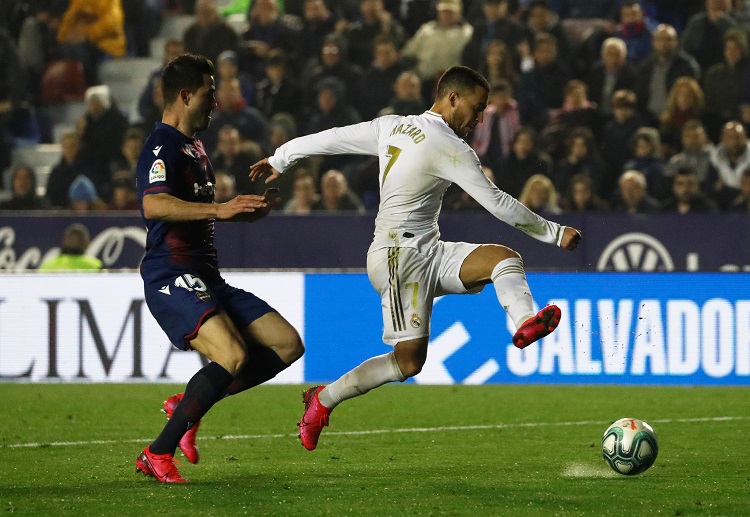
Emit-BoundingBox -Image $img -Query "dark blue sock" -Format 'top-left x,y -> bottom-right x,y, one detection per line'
150,362 -> 234,455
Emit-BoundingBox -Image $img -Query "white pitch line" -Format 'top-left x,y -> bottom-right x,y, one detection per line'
3,415 -> 749,450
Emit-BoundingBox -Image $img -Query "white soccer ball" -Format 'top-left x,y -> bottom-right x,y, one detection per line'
601,418 -> 659,475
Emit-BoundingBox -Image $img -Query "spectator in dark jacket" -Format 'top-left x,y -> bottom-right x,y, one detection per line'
315,169 -> 366,213
240,0 -> 301,77
305,76 -> 361,170
255,50 -> 304,124
78,85 -> 128,195
702,28 -> 748,140
377,69 -> 429,116
661,167 -> 718,213
297,0 -> 339,65
46,131 -> 95,209
613,169 -> 662,213
461,0 -> 529,70
202,78 -> 269,153
495,126 -> 552,198
356,36 -> 406,119
586,37 -> 638,116
183,0 -> 238,65
344,0 -> 406,70
635,24 -> 701,124
562,173 -> 610,212
681,0 -> 737,72
517,32 -> 569,129
600,89 -> 644,197
302,33 -> 363,112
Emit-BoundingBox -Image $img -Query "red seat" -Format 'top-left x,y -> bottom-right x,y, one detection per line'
40,59 -> 88,105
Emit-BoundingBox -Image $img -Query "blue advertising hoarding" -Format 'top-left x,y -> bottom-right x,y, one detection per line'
304,273 -> 750,385
0,271 -> 747,385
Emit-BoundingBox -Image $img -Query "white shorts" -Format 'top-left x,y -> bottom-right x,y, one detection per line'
366,241 -> 483,346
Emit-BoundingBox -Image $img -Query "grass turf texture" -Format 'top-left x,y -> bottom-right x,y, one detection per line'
1,384 -> 749,516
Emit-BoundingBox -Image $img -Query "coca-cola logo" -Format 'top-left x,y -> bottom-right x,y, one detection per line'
0,226 -> 147,271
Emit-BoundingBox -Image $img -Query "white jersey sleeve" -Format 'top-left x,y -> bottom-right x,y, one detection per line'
435,145 -> 564,246
268,118 -> 392,172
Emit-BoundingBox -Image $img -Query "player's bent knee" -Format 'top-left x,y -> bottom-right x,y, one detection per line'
397,358 -> 424,378
394,351 -> 426,378
281,335 -> 305,364
217,344 -> 248,376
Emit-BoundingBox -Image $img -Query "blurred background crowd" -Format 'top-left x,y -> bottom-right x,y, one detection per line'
1,0 -> 750,217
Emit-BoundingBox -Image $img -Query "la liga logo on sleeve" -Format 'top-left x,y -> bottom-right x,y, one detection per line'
149,159 -> 166,183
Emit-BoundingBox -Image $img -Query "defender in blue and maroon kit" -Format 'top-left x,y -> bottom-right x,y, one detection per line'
134,54 -> 304,484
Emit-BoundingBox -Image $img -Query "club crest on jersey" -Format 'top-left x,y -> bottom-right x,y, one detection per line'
194,181 -> 215,197
149,159 -> 166,183
182,144 -> 197,158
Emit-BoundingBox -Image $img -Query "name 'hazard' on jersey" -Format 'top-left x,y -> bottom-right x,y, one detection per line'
136,122 -> 218,277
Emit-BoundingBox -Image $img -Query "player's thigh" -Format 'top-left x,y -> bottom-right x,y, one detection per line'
219,283 -> 303,363
367,247 -> 438,346
437,242 -> 518,295
189,311 -> 248,374
244,311 -> 304,364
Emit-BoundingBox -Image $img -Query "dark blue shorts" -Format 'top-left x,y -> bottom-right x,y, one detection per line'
142,265 -> 276,350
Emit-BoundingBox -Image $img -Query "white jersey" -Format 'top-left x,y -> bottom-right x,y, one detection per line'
269,111 -> 564,254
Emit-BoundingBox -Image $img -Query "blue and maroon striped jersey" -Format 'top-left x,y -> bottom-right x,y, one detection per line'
137,122 -> 219,277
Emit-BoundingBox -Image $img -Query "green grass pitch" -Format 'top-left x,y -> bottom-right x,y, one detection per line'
1,384 -> 749,516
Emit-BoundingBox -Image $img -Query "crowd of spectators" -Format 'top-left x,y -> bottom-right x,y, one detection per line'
2,0 -> 750,215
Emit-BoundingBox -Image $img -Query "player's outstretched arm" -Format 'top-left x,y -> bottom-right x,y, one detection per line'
559,227 -> 582,250
249,157 -> 281,184
143,192 -> 267,222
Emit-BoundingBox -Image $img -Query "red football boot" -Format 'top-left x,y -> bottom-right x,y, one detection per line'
512,305 -> 562,349
298,386 -> 332,451
163,393 -> 200,464
135,446 -> 187,483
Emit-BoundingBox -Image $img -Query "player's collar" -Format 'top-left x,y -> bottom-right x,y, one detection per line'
424,110 -> 448,125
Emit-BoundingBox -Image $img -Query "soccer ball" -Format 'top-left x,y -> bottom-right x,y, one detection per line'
601,418 -> 658,475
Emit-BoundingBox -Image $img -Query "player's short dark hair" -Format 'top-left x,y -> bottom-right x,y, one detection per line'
161,53 -> 215,106
435,66 -> 489,99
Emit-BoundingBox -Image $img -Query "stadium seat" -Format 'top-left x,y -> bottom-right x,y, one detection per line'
10,144 -> 62,195
158,14 -> 194,40
99,57 -> 161,110
40,101 -> 86,128
40,60 -> 87,105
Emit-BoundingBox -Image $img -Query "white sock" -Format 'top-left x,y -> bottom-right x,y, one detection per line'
492,257 -> 535,329
318,351 -> 406,409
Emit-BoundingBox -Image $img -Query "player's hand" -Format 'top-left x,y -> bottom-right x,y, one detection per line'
215,194 -> 268,220
560,227 -> 582,250
249,157 -> 281,184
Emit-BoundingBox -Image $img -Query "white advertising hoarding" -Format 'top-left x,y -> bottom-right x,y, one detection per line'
0,272 -> 305,383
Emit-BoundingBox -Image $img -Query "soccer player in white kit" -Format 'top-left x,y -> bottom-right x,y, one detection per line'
250,66 -> 582,451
